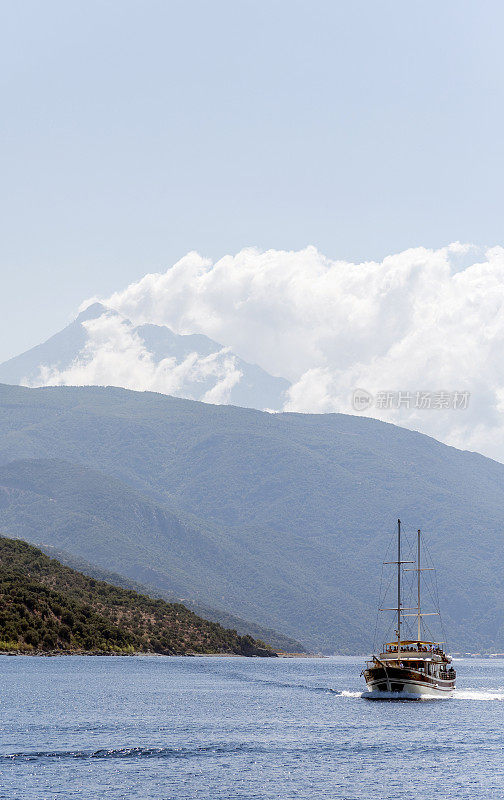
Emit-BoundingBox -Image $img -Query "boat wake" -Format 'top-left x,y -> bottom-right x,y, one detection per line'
453,689 -> 504,701
233,673 -> 504,702
224,672 -> 345,696
342,688 -> 504,701
362,690 -> 444,701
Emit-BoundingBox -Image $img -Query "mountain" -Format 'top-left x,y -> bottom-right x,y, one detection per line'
0,382 -> 504,652
0,302 -> 290,411
0,536 -> 274,656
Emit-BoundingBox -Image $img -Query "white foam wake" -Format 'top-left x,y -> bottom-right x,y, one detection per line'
335,688 -> 504,701
453,689 -> 504,701
362,690 -> 445,701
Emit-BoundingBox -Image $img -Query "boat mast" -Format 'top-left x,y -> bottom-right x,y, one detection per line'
417,529 -> 421,641
381,521 -> 415,654
403,530 -> 437,642
397,518 -> 401,657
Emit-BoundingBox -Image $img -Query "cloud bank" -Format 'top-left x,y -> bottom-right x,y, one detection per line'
37,242 -> 504,461
93,242 -> 504,460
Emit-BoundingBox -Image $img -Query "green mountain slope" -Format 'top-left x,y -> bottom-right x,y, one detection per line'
38,544 -> 308,653
0,537 -> 274,656
1,383 -> 504,652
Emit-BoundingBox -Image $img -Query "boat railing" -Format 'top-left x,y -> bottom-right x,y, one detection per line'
439,667 -> 456,679
384,644 -> 444,655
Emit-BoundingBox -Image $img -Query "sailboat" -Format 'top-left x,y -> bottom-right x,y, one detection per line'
362,520 -> 456,699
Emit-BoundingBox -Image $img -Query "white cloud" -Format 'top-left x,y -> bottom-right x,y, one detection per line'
91,242 -> 504,461
26,312 -> 242,405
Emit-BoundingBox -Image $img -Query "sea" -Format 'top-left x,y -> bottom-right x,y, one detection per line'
0,654 -> 502,799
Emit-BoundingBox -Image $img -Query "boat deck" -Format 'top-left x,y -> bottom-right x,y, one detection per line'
377,640 -> 450,662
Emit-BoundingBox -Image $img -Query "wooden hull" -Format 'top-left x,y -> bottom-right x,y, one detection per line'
363,665 -> 455,699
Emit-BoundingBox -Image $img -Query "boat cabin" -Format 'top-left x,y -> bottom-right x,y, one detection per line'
366,639 -> 455,679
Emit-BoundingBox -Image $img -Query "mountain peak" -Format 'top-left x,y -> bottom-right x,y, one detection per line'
75,302 -> 113,323
0,304 -> 290,410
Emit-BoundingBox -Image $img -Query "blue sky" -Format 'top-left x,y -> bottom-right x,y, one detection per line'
1,0 -> 504,362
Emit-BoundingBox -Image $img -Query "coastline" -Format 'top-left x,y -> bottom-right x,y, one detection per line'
0,649 -> 321,658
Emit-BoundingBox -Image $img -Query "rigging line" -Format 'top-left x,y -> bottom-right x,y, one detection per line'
378,536 -> 396,607
380,571 -> 395,605
372,562 -> 385,653
381,528 -> 416,645
423,619 -> 435,642
402,530 -> 420,632
424,574 -> 439,608
375,528 -> 405,649
372,530 -> 394,652
432,562 -> 449,651
421,537 -> 441,607
423,536 -> 442,606
423,534 -> 449,650
401,612 -> 414,639
423,575 -> 443,630
378,571 -> 397,645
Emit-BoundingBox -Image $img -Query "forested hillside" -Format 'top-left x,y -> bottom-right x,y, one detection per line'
38,544 -> 307,654
0,537 -> 274,656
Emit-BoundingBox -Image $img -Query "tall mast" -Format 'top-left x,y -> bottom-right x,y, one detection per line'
397,518 -> 401,656
381,522 -> 415,652
417,529 -> 421,641
403,529 -> 436,641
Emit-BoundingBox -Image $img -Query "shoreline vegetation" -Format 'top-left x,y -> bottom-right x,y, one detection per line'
38,544 -> 309,655
0,537 -> 278,658
0,648 -> 320,657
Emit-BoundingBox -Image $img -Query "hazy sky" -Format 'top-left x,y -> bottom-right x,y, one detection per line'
2,0 -> 504,362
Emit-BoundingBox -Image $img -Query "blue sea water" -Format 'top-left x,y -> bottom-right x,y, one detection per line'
0,655 -> 503,799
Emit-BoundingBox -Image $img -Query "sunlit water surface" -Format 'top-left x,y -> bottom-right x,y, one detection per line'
0,655 -> 502,799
